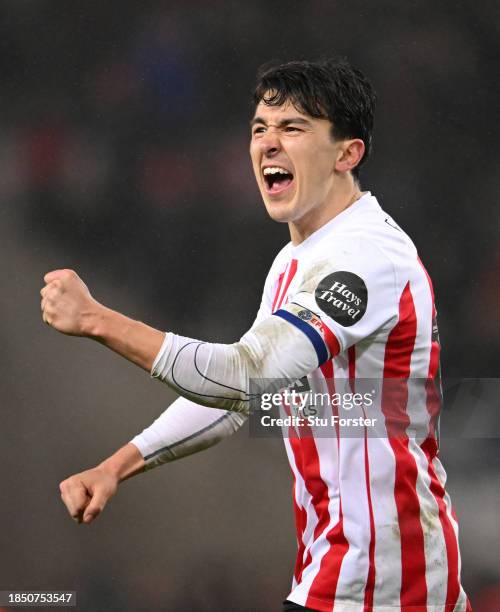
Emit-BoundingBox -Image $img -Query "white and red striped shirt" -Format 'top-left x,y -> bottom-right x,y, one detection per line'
252,192 -> 469,611
136,191 -> 469,611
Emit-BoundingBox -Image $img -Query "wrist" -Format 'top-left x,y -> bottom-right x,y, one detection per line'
83,302 -> 116,340
98,443 -> 146,483
96,460 -> 122,483
81,299 -> 165,371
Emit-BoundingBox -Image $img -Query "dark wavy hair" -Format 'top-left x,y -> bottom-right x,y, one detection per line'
253,57 -> 377,180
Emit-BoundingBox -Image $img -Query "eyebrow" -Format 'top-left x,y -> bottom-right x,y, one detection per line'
250,116 -> 312,128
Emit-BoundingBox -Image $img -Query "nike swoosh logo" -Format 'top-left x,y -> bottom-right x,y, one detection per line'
384,217 -> 402,232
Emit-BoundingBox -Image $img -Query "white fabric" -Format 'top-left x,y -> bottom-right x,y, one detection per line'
131,396 -> 246,468
149,315 -> 320,412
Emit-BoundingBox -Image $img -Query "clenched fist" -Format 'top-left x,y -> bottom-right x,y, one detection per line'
41,269 -> 102,336
41,268 -> 164,372
59,467 -> 119,524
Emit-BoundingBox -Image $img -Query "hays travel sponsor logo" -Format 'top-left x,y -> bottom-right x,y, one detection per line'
315,271 -> 368,327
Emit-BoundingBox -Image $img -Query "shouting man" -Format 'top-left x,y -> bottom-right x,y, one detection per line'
41,58 -> 470,612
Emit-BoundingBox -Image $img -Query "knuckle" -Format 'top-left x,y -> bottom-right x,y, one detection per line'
60,476 -> 77,491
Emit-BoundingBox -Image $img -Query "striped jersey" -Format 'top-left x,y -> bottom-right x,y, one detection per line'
253,192 -> 469,612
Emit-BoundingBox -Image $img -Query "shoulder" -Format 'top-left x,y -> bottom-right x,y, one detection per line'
338,194 -> 417,257
313,195 -> 420,292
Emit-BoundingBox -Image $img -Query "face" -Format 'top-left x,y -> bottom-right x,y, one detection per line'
250,99 -> 343,226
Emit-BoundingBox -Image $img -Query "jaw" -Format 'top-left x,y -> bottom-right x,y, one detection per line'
262,187 -> 300,223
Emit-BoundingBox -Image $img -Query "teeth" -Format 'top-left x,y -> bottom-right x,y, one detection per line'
263,167 -> 290,175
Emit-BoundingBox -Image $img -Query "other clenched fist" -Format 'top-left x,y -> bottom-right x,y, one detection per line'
40,269 -> 101,336
59,467 -> 118,524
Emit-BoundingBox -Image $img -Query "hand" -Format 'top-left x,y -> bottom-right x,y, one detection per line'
41,269 -> 101,336
59,466 -> 119,524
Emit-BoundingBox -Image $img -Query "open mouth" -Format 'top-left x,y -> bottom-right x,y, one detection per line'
263,166 -> 294,195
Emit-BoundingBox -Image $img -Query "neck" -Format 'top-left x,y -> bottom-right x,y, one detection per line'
288,177 -> 362,246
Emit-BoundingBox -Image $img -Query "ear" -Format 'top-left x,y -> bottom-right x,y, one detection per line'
334,139 -> 365,174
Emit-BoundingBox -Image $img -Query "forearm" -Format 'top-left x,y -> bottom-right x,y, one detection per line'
131,396 -> 247,469
89,305 -> 165,372
98,442 -> 146,482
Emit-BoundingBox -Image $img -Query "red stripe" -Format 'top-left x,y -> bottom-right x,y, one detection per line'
286,419 -> 315,585
276,258 -> 298,310
298,436 -> 332,568
420,259 -> 462,610
418,257 -> 441,439
287,425 -> 339,594
282,396 -> 337,592
321,322 -> 341,358
348,345 -> 356,382
272,270 -> 286,312
382,282 -> 427,610
292,482 -> 308,582
421,439 -> 461,610
281,400 -> 309,583
305,510 -> 349,612
285,380 -> 336,582
304,361 -> 349,609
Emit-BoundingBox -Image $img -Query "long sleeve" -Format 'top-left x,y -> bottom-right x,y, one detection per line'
131,396 -> 246,469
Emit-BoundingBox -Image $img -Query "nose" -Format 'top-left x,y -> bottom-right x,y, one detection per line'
259,127 -> 281,157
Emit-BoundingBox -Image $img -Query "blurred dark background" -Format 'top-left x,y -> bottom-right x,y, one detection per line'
0,1 -> 499,610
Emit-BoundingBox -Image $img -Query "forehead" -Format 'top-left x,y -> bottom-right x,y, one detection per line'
251,99 -> 333,134
252,99 -> 310,121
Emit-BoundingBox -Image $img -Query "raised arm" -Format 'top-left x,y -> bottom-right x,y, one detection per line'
40,268 -> 326,413
41,241 -> 399,414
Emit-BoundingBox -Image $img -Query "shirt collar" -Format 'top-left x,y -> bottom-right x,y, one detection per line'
289,192 -> 379,257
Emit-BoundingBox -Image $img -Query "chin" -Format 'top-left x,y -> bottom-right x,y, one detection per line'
261,190 -> 298,218
263,200 -> 295,223
268,212 -> 292,224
